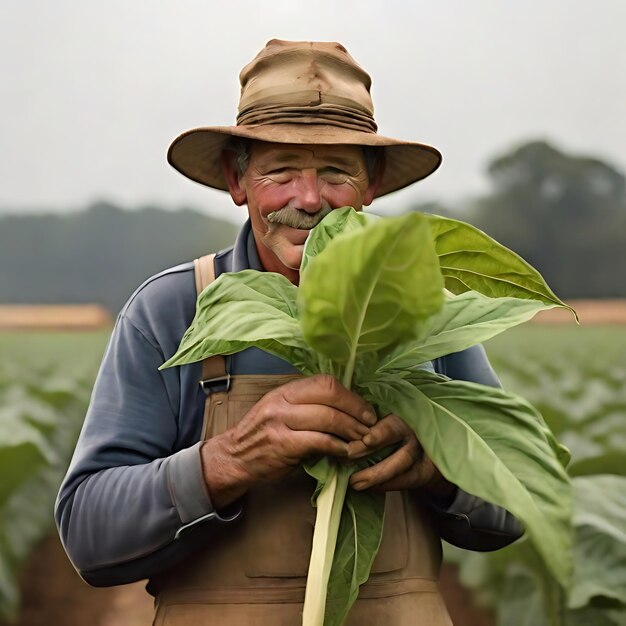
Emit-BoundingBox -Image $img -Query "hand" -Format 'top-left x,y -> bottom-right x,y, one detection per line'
347,414 -> 455,499
201,375 -> 376,508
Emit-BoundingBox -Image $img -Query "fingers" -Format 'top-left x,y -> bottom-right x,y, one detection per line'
350,438 -> 423,491
230,375 -> 375,481
287,430 -> 351,460
284,404 -> 371,441
280,375 -> 377,427
346,413 -> 437,492
346,414 -> 409,459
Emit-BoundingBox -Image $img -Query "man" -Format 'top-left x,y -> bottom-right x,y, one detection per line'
56,40 -> 522,624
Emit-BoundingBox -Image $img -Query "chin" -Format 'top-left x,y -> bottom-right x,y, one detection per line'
277,246 -> 304,272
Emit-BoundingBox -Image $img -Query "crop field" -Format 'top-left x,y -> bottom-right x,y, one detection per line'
487,325 -> 626,478
0,324 -> 624,625
0,331 -> 109,623
453,325 -> 626,626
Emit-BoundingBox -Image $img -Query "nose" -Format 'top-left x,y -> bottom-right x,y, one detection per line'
295,169 -> 323,213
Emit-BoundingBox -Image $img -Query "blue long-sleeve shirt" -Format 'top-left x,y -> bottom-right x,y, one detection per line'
55,219 -> 522,588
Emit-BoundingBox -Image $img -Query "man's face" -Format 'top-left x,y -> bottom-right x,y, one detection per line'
224,142 -> 380,282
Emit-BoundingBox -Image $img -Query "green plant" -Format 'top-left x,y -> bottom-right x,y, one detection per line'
163,207 -> 573,625
0,331 -> 108,623
444,326 -> 626,626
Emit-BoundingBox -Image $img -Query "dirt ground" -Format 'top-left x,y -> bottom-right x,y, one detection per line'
11,535 -> 153,626
9,534 -> 493,626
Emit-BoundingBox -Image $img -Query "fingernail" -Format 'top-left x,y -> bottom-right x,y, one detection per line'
362,410 -> 376,425
363,433 -> 375,447
348,448 -> 366,460
351,481 -> 366,491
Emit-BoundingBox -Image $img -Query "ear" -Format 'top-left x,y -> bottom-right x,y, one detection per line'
220,150 -> 247,206
362,151 -> 386,206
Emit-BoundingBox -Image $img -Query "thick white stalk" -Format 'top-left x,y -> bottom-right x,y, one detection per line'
302,355 -> 357,625
302,462 -> 351,626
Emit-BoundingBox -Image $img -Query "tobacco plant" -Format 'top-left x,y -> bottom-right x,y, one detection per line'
163,207 -> 574,625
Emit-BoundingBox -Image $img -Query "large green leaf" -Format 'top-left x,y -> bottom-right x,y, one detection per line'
0,405 -> 57,506
359,371 -> 573,586
378,291 -> 554,372
298,212 -> 444,371
495,565 -> 552,626
569,475 -> 626,609
0,444 -> 47,507
426,214 -> 577,319
445,476 -> 626,625
493,556 -> 626,626
301,207 -> 371,274
161,271 -> 319,374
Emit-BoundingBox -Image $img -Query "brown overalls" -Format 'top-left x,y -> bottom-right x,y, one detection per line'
150,255 -> 452,625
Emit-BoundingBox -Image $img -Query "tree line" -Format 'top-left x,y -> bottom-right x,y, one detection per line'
0,203 -> 239,314
1,139 -> 624,312
413,140 -> 626,299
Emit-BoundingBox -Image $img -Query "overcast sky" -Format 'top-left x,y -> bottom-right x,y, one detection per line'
2,0 -> 625,223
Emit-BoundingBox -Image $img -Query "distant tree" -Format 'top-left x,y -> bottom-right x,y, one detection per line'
471,140 -> 626,298
0,202 -> 239,313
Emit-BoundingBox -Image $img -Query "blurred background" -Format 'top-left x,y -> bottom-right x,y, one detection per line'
1,1 -> 625,625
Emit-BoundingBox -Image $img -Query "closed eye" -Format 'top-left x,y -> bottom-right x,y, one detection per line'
320,167 -> 350,183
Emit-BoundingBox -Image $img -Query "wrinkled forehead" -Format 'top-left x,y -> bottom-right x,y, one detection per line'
249,141 -> 366,169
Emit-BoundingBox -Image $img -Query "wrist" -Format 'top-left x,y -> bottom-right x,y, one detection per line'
425,483 -> 458,509
200,434 -> 251,510
417,474 -> 457,507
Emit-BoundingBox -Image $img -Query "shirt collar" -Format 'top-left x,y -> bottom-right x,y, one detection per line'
230,218 -> 263,272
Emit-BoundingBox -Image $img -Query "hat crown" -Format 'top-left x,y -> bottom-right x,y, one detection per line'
167,38 -> 442,199
236,39 -> 377,133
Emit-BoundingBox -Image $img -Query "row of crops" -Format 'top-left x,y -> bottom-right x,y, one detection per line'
447,326 -> 626,625
0,325 -> 624,624
0,331 -> 108,623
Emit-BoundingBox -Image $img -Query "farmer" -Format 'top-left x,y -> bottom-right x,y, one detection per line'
56,40 -> 522,625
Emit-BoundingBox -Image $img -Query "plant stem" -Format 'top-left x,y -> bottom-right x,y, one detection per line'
302,361 -> 357,625
302,463 -> 351,626
544,576 -> 565,626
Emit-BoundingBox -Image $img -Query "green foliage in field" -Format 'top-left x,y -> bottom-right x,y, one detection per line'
0,332 -> 108,623
1,326 -> 624,624
487,326 -> 626,478
444,326 -> 626,626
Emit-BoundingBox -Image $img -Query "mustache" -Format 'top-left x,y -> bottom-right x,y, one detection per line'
266,204 -> 333,229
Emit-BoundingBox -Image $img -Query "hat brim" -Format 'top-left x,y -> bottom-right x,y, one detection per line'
168,124 -> 442,198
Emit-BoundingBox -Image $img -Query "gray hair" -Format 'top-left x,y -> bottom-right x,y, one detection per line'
226,137 -> 382,180
227,137 -> 252,175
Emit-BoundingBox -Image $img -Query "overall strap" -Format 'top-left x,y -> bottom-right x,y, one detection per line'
193,253 -> 216,294
193,254 -> 229,393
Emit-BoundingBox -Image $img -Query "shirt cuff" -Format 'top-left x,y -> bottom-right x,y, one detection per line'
429,488 -> 487,521
166,442 -> 213,525
430,487 -> 524,537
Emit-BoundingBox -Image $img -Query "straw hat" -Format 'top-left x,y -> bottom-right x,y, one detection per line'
168,39 -> 442,198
